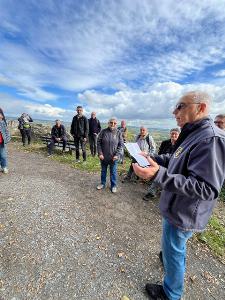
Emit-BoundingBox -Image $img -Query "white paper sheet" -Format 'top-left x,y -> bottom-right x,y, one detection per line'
125,142 -> 150,167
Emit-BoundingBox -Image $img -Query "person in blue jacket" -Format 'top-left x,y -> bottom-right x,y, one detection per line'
133,91 -> 225,300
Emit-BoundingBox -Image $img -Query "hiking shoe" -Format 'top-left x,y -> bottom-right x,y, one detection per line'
96,184 -> 105,190
111,187 -> 117,193
2,168 -> 8,174
145,283 -> 169,300
143,192 -> 155,201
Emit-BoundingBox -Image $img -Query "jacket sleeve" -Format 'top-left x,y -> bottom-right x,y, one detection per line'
29,116 -> 33,122
153,153 -> 171,167
154,137 -> 225,201
84,117 -> 89,138
97,130 -> 104,155
158,141 -> 165,155
51,126 -> 56,139
61,125 -> 66,138
115,131 -> 124,156
70,118 -> 74,135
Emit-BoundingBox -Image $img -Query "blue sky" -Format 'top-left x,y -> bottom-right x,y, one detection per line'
0,0 -> 225,128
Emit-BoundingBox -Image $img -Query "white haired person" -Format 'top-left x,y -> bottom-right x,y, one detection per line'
133,91 -> 225,300
97,118 -> 123,193
214,114 -> 225,130
18,112 -> 33,146
0,111 -> 11,174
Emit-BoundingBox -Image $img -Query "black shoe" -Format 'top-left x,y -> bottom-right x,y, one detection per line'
159,251 -> 163,266
145,284 -> 169,300
143,192 -> 155,201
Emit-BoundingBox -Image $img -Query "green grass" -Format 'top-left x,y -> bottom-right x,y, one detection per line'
196,215 -> 225,259
219,186 -> 225,202
17,141 -> 130,175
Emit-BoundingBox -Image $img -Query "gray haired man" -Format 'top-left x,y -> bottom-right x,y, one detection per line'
133,91 -> 225,300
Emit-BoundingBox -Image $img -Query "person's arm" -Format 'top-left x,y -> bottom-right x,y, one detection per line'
70,118 -> 74,135
114,131 -> 124,158
29,116 -> 33,122
158,141 -> 165,155
51,126 -> 57,139
84,117 -> 89,139
135,138 -> 225,201
97,130 -> 104,159
61,125 -> 66,139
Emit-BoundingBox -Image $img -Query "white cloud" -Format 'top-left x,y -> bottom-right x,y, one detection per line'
79,82 -> 225,126
213,70 -> 225,78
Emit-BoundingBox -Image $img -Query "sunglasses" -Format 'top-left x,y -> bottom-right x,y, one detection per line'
214,121 -> 224,124
174,102 -> 201,110
109,122 -> 117,125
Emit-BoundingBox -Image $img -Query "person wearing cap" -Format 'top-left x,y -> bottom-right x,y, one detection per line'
48,120 -> 67,156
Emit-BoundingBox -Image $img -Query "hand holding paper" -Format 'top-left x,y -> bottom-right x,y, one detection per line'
125,143 -> 150,167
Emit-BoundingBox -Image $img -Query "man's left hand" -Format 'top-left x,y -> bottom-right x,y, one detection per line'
83,138 -> 87,142
112,156 -> 118,161
132,156 -> 159,180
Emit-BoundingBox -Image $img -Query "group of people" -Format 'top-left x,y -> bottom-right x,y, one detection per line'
0,91 -> 225,300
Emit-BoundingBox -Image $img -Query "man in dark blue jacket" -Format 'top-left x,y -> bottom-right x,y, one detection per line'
133,91 -> 225,300
48,120 -> 67,156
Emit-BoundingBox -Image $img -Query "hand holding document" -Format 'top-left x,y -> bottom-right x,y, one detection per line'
125,143 -> 150,167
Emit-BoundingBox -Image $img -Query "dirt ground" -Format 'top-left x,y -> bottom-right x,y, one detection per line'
0,144 -> 224,300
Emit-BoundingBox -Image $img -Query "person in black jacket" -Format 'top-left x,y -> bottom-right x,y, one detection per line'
70,106 -> 89,162
88,112 -> 101,157
158,128 -> 180,155
48,120 -> 67,156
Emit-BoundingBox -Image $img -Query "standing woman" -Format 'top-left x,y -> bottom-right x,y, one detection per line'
0,111 -> 11,174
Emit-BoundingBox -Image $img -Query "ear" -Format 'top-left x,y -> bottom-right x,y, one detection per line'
199,102 -> 206,113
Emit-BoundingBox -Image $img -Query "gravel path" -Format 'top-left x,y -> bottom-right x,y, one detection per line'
0,144 -> 224,300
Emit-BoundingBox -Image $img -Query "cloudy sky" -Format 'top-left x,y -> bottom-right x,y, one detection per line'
1,0 -> 225,128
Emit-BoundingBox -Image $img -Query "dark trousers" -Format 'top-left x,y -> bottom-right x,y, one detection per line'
74,136 -> 86,160
89,134 -> 98,156
48,137 -> 67,154
20,129 -> 31,145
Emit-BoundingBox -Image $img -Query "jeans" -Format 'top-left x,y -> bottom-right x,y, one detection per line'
74,136 -> 86,160
162,219 -> 193,300
20,128 -> 31,145
89,134 -> 98,156
100,160 -> 117,189
0,143 -> 7,168
48,137 -> 67,154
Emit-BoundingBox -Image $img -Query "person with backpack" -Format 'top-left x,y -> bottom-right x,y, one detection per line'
123,126 -> 156,181
18,113 -> 33,146
96,117 -> 123,193
0,111 -> 11,174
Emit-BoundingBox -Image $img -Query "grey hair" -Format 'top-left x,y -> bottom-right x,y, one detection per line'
215,114 -> 225,119
170,128 -> 180,133
182,91 -> 211,104
108,117 -> 117,123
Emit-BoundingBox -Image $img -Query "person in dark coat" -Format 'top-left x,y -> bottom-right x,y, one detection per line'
158,128 -> 180,155
48,120 -> 67,156
70,106 -> 89,162
88,112 -> 101,157
133,91 -> 225,300
97,118 -> 123,193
